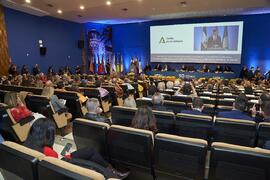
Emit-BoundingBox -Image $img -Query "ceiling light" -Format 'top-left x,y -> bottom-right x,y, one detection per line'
106,1 -> 112,6
57,10 -> 62,14
25,0 -> 31,3
80,5 -> 85,10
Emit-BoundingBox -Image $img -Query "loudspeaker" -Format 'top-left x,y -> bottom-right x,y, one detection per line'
40,47 -> 47,56
78,40 -> 84,49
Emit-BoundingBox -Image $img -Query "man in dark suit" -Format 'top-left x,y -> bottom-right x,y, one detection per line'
218,94 -> 254,121
152,92 -> 167,112
207,28 -> 222,49
181,97 -> 206,116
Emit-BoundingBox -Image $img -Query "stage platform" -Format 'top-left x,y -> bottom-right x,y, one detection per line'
146,71 -> 237,79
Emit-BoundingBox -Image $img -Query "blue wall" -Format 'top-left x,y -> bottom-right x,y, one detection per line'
112,13 -> 270,74
4,8 -> 84,73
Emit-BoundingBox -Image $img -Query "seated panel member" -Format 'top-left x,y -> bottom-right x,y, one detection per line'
215,65 -> 223,73
202,64 -> 210,73
180,65 -> 187,72
218,94 -> 254,121
154,64 -> 162,71
181,97 -> 206,116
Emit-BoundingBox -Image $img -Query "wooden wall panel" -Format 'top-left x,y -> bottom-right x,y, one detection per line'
0,5 -> 10,76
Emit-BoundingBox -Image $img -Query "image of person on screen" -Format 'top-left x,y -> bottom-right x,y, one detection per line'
207,28 -> 222,49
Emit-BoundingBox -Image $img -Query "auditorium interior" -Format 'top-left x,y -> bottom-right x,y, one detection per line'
1,0 -> 270,180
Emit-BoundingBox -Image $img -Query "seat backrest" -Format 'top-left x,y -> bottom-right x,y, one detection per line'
54,91 -> 83,118
0,141 -> 44,180
25,95 -> 53,116
154,133 -> 208,180
175,113 -> 213,141
257,122 -> 270,147
73,118 -> 109,158
152,110 -> 175,134
163,100 -> 189,114
136,98 -> 153,107
171,95 -> 193,103
218,99 -> 235,106
111,106 -> 137,126
108,125 -> 154,168
38,157 -> 105,180
83,88 -> 101,98
209,142 -> 270,180
213,117 -> 257,147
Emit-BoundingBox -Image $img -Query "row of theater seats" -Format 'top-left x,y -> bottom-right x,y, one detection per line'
0,93 -> 76,143
111,106 -> 270,147
72,118 -> 270,180
0,84 -> 113,118
0,141 -> 112,180
136,97 -> 258,116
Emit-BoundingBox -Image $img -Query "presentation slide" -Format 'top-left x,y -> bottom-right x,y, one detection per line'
150,21 -> 244,64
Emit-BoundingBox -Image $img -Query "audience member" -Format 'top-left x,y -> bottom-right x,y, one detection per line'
32,64 -> 40,76
181,97 -> 206,115
123,92 -> 136,108
157,81 -> 166,92
84,98 -> 109,123
175,82 -> 197,97
132,106 -> 157,133
24,118 -> 129,179
42,85 -> 70,116
148,82 -> 157,97
218,94 -> 254,121
95,80 -> 109,98
152,92 -> 167,111
166,81 -> 174,90
4,92 -> 45,123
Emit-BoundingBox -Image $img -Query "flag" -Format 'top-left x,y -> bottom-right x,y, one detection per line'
116,54 -> 120,72
120,55 -> 124,72
222,26 -> 229,50
201,27 -> 207,50
138,57 -> 142,74
89,55 -> 94,74
112,54 -> 116,72
97,55 -> 101,74
101,54 -> 105,74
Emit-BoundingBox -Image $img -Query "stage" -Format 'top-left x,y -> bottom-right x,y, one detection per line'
146,71 -> 237,79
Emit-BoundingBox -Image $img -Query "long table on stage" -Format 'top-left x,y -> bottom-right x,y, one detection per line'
146,71 -> 237,79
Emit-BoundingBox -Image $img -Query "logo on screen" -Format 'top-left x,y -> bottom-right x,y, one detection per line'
159,37 -> 166,44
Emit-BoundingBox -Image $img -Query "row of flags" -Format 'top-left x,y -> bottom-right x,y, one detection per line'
88,54 -> 124,74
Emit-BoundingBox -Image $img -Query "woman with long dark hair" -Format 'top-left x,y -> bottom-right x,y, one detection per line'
24,118 -> 129,179
131,106 -> 157,132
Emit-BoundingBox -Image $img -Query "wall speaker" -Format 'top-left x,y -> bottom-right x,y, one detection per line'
40,47 -> 47,56
78,40 -> 84,49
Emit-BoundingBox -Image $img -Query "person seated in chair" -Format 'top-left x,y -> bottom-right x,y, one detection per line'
84,98 -> 110,123
181,97 -> 206,116
218,93 -> 254,121
42,84 -> 68,113
4,92 -> 45,123
24,118 -> 129,179
132,106 -> 157,133
152,92 -> 167,112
